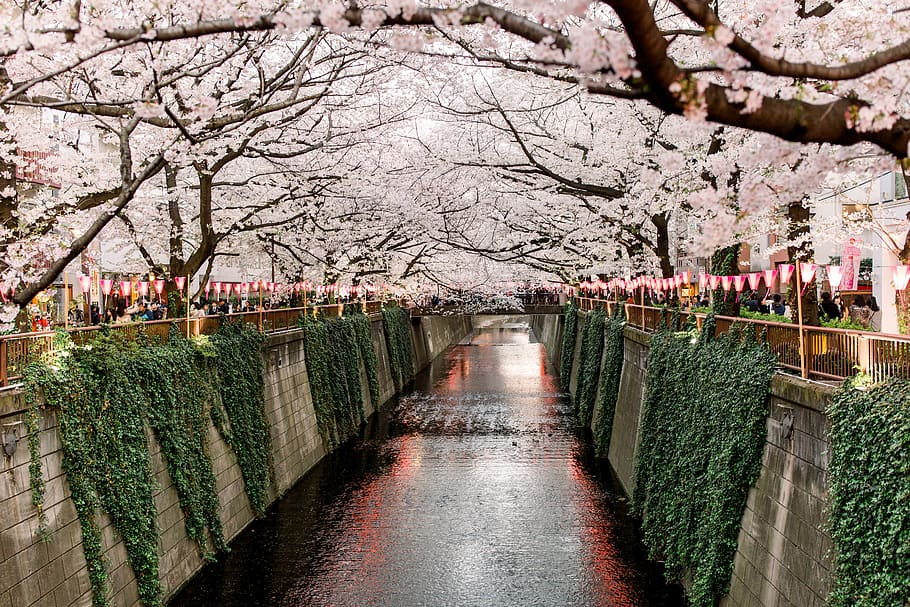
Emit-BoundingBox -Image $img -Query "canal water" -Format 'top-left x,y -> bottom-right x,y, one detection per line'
170,318 -> 684,606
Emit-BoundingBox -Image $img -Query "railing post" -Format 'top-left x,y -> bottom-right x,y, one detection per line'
858,335 -> 871,378
0,339 -> 7,387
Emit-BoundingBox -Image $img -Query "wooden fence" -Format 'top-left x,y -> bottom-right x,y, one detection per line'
0,300 -> 387,387
576,297 -> 910,383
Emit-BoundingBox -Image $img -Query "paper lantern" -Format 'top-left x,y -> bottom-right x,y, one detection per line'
826,265 -> 843,290
762,269 -> 778,289
673,275 -> 682,288
681,271 -> 691,284
779,263 -> 795,284
699,274 -> 708,290
747,272 -> 761,291
213,282 -> 222,295
204,282 -> 212,296
733,275 -> 747,292
79,275 -> 92,293
100,279 -> 113,296
174,276 -> 186,290
709,275 -> 721,290
153,279 -> 165,295
799,262 -> 817,284
721,275 -> 734,291
119,281 -> 131,297
893,265 -> 910,290
138,281 -> 149,296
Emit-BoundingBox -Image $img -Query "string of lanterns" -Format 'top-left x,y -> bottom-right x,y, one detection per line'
564,261 -> 891,298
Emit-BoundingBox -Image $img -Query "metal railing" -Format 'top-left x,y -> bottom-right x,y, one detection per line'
574,297 -> 910,383
0,301 -> 388,387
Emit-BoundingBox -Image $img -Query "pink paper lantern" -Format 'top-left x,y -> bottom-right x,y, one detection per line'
154,279 -> 165,295
894,266 -> 910,290
747,272 -> 761,291
673,275 -> 682,288
762,269 -> 778,289
799,262 -> 817,284
204,282 -> 212,296
681,271 -> 691,284
138,281 -> 149,296
779,263 -> 795,284
100,279 -> 113,296
733,275 -> 747,292
174,276 -> 186,290
119,281 -> 131,297
709,275 -> 721,290
213,282 -> 222,295
79,275 -> 92,293
699,274 -> 708,290
721,275 -> 734,291
826,265 -> 843,290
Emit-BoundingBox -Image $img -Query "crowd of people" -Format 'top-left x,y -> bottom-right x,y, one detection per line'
630,289 -> 882,330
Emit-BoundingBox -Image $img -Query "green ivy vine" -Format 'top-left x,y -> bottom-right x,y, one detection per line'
382,306 -> 415,392
22,322 -> 270,607
559,301 -> 578,391
593,304 -> 626,457
209,322 -> 271,516
350,312 -> 381,406
300,313 -> 373,448
632,317 -> 775,607
827,377 -> 910,607
711,244 -> 740,317
575,306 -> 606,426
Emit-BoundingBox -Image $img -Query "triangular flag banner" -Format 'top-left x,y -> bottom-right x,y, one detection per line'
747,272 -> 761,291
709,275 -> 721,290
779,263 -> 795,284
733,275 -> 747,292
800,262 -> 817,284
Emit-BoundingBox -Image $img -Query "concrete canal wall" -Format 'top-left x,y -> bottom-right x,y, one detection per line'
532,311 -> 834,607
0,314 -> 471,607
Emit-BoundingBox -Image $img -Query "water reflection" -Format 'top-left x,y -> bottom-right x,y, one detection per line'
169,320 -> 684,607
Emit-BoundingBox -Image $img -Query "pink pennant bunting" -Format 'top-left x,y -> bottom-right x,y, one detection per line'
779,263 -> 795,284
826,265 -> 843,290
709,275 -> 721,290
733,275 -> 747,292
747,272 -> 761,291
799,262 -> 817,284
893,266 -> 910,290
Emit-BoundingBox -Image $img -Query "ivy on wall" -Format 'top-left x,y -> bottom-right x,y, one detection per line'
593,305 -> 626,457
351,312 -> 381,405
382,306 -> 415,391
559,301 -> 578,391
209,323 -> 271,516
300,313 -> 370,448
827,378 -> 910,607
633,319 -> 775,607
575,307 -> 606,426
23,323 -> 270,607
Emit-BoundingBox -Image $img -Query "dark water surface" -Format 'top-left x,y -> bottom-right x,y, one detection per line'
170,320 -> 685,607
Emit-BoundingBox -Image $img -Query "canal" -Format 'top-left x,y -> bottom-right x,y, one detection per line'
170,318 -> 685,606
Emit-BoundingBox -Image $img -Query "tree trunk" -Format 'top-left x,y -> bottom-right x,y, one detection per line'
786,200 -> 819,326
650,212 -> 674,278
710,244 -> 740,316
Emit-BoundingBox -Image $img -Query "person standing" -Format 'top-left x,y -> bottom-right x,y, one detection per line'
819,292 -> 841,320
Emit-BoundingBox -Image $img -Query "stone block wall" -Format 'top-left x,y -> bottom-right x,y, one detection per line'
528,314 -> 563,367
559,317 -> 835,607
721,375 -> 833,607
0,313 -> 470,607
